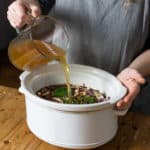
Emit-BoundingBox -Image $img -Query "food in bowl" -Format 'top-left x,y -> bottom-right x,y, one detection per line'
36,84 -> 110,104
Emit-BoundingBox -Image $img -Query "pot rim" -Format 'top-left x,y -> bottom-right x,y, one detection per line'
19,64 -> 127,112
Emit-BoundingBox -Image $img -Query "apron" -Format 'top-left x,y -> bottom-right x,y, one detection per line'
50,0 -> 150,113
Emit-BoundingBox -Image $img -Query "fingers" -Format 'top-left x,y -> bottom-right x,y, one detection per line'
116,67 -> 146,109
29,3 -> 41,17
131,72 -> 146,84
117,67 -> 146,84
7,0 -> 41,28
7,1 -> 31,28
116,100 -> 132,110
116,78 -> 140,109
7,10 -> 19,28
23,0 -> 41,17
116,94 -> 134,109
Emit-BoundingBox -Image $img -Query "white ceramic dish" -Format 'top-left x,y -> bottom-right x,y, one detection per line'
19,64 -> 127,149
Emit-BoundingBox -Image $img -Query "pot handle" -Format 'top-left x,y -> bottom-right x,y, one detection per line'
18,86 -> 25,94
113,104 -> 131,116
19,71 -> 30,81
114,107 -> 129,116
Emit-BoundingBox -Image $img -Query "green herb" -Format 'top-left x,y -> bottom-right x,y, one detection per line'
52,87 -> 68,97
63,95 -> 96,104
82,96 -> 96,104
52,86 -> 96,104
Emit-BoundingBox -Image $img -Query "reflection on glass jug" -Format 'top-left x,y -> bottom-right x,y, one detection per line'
8,15 -> 70,71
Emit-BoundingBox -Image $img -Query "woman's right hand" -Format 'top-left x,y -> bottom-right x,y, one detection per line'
7,0 -> 41,28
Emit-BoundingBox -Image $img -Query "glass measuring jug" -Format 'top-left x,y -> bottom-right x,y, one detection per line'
8,15 -> 70,71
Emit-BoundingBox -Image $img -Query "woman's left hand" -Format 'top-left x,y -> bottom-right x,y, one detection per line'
116,68 -> 146,109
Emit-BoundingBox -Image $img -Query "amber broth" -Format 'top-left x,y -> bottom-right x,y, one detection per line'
8,40 -> 71,99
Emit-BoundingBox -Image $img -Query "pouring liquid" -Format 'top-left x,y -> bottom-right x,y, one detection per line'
8,40 -> 72,100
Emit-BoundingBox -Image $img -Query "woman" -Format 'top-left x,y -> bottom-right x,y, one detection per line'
7,0 -> 150,113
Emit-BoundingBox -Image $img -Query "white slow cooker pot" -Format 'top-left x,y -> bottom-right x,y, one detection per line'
19,64 -> 127,149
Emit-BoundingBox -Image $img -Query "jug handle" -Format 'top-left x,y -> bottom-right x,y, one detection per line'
15,12 -> 36,34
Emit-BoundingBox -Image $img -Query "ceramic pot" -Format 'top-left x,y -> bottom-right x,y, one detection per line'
19,64 -> 127,149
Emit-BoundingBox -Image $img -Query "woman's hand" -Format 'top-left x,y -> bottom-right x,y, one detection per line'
116,68 -> 146,109
7,0 -> 41,28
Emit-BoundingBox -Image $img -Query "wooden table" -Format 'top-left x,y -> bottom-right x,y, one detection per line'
0,52 -> 150,150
